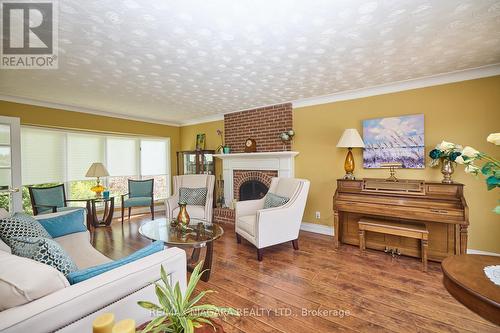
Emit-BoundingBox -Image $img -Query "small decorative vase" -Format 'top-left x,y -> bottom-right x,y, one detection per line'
177,202 -> 190,226
441,159 -> 454,184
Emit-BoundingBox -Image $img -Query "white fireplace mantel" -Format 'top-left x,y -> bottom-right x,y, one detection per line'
214,151 -> 299,206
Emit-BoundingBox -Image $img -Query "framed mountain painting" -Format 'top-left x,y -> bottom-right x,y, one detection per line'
363,114 -> 425,168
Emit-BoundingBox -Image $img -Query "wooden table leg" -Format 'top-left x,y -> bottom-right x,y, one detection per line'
422,239 -> 428,272
191,247 -> 201,262
201,242 -> 213,282
333,211 -> 340,249
103,199 -> 114,226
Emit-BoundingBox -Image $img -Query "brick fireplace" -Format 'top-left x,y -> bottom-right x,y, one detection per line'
224,103 -> 293,153
213,103 -> 297,225
233,170 -> 278,201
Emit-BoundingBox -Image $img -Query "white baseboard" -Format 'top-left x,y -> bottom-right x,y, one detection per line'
467,249 -> 500,256
300,222 -> 334,236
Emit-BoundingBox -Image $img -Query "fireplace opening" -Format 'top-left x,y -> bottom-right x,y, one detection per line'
239,180 -> 269,201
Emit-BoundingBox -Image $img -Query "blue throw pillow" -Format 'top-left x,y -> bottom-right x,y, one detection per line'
37,209 -> 87,238
66,240 -> 164,284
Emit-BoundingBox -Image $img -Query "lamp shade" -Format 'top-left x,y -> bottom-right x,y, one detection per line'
85,162 -> 110,178
336,129 -> 365,148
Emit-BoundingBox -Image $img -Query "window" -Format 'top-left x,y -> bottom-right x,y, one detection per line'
20,127 -> 170,213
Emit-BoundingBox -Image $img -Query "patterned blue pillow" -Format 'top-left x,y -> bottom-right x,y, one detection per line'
10,236 -> 78,276
263,192 -> 290,209
0,212 -> 52,248
179,187 -> 207,206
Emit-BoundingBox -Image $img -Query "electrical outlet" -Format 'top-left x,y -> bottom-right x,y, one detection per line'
315,211 -> 321,219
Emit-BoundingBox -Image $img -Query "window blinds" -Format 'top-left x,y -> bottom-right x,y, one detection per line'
106,137 -> 138,177
67,133 -> 105,181
140,139 -> 167,176
21,127 -> 169,185
21,127 -> 65,185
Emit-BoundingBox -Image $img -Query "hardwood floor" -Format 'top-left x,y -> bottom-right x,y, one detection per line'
92,213 -> 499,333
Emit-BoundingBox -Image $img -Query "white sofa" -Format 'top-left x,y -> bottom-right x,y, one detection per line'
165,174 -> 215,223
0,210 -> 187,333
235,177 -> 310,261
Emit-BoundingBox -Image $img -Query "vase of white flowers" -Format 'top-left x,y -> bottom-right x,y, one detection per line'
429,140 -> 462,183
440,159 -> 454,184
429,133 -> 499,213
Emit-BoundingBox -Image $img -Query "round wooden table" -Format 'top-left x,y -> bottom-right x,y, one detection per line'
442,254 -> 500,325
139,218 -> 223,282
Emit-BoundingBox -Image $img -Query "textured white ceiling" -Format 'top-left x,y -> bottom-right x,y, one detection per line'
1,0 -> 500,124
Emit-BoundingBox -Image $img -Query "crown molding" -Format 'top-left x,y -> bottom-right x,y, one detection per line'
292,64 -> 500,109
0,94 -> 182,127
179,113 -> 225,126
2,64 -> 499,127
179,64 -> 500,126
178,102 -> 295,126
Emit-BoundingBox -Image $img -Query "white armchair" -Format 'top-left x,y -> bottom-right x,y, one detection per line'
235,177 -> 310,261
165,174 -> 215,223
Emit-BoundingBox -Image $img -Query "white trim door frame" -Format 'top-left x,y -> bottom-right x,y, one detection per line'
0,116 -> 22,212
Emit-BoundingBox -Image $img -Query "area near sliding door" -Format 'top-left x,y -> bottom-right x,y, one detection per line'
0,116 -> 22,212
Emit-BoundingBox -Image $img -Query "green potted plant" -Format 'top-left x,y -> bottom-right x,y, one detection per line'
137,262 -> 239,333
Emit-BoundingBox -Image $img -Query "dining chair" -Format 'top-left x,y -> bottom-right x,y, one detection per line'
28,184 -> 83,216
121,179 -> 154,224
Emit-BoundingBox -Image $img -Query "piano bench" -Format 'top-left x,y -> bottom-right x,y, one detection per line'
358,218 -> 429,272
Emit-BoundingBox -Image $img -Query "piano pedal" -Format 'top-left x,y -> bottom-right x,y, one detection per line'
384,247 -> 401,258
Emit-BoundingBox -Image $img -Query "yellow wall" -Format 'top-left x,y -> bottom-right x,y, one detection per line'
179,120 -> 224,179
179,120 -> 224,151
0,101 -> 181,180
294,76 -> 500,253
1,76 -> 499,252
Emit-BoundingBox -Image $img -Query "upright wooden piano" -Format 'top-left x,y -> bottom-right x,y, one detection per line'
332,178 -> 469,261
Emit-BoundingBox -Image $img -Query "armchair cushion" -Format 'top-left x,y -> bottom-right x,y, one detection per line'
66,241 -> 164,284
263,193 -> 290,209
237,215 -> 256,237
36,209 -> 87,238
10,237 -> 78,276
0,212 -> 52,248
179,187 -> 207,206
123,196 -> 152,208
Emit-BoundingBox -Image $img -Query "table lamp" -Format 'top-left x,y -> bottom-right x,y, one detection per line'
85,162 -> 110,196
336,128 -> 365,180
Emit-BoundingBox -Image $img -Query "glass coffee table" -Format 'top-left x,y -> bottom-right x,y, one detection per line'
139,218 -> 223,282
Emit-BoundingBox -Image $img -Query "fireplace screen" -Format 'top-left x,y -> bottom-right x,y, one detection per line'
239,180 -> 269,201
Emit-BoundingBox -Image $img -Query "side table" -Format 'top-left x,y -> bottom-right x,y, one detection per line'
86,196 -> 115,228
